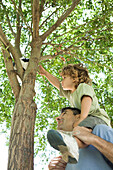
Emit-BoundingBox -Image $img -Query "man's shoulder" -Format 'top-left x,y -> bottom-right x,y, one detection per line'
93,124 -> 113,140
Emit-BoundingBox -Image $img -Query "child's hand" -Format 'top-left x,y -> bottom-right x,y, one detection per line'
38,65 -> 46,76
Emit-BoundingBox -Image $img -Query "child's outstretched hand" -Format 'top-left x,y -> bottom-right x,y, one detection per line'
38,65 -> 46,76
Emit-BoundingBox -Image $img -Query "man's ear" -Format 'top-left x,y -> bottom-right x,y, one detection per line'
75,114 -> 80,120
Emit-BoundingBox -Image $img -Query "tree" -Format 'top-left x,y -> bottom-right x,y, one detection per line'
0,0 -> 113,169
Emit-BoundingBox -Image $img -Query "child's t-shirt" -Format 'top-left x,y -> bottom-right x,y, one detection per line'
59,83 -> 111,127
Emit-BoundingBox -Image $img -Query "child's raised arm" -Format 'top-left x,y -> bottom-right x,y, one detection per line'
38,65 -> 60,90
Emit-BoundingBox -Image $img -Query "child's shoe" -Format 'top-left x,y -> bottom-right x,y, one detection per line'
47,129 -> 79,163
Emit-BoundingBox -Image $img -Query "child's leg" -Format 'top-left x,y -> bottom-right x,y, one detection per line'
47,129 -> 79,164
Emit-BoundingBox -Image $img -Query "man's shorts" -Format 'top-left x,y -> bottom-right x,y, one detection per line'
79,116 -> 107,129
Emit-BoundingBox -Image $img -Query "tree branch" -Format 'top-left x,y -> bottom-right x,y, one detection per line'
0,42 -> 20,101
40,51 -> 113,71
41,0 -> 81,41
74,53 -> 113,71
49,23 -> 86,43
41,44 -> 47,56
48,14 -> 113,43
33,0 -> 40,38
11,0 -> 32,34
1,1 -> 16,37
39,0 -> 45,19
39,43 -> 83,61
0,24 -> 24,79
15,0 -> 22,58
39,7 -> 59,29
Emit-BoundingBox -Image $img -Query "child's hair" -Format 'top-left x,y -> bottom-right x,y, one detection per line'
60,63 -> 92,89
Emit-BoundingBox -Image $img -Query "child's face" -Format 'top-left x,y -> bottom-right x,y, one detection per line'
61,75 -> 76,91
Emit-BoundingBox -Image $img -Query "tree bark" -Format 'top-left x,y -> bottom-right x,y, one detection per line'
8,98 -> 37,170
7,41 -> 41,169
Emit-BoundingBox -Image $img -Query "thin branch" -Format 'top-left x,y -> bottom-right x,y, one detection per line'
0,42 -> 20,101
74,53 -> 113,71
48,14 -> 113,43
0,24 -> 24,79
11,0 -> 32,34
39,0 -> 45,19
40,40 -> 113,71
39,7 -> 59,29
46,24 -> 113,49
44,3 -> 51,11
42,42 -> 83,55
15,0 -> 22,57
41,44 -> 47,56
1,1 -> 16,37
54,24 -> 113,46
33,0 -> 40,38
41,0 -> 81,41
40,51 -> 113,71
49,23 -> 87,43
39,52 -> 79,61
39,43 -> 83,61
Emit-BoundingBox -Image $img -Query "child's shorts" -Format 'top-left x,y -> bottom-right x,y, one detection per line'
79,115 -> 107,129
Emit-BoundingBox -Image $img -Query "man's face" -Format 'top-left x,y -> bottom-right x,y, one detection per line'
56,109 -> 79,131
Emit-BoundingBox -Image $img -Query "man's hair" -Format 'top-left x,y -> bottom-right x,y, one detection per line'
61,107 -> 81,115
59,63 -> 92,89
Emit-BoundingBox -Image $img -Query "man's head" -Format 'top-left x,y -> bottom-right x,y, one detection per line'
56,107 -> 80,131
60,64 -> 92,89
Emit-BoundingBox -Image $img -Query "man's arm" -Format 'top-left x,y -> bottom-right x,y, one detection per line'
92,135 -> 113,163
38,65 -> 60,90
73,126 -> 113,163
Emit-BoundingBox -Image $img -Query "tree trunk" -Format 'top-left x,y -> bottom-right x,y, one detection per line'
7,44 -> 41,170
7,96 -> 37,170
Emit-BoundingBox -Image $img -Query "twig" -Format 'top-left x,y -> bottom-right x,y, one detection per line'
1,1 -> 16,37
11,0 -> 32,34
41,0 -> 81,41
39,0 -> 46,19
39,7 -> 59,29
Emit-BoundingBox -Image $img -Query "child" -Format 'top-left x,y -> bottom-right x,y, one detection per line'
39,63 -> 111,163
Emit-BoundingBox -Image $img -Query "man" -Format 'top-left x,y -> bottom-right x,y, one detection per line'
48,107 -> 113,170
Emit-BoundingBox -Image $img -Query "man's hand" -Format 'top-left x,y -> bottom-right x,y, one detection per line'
73,126 -> 93,145
48,156 -> 67,170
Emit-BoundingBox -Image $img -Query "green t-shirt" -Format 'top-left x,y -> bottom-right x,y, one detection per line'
59,83 -> 111,127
